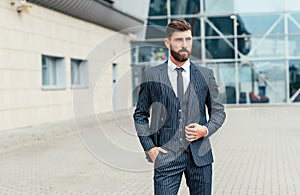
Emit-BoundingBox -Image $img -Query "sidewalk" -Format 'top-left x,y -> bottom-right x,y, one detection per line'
0,105 -> 299,194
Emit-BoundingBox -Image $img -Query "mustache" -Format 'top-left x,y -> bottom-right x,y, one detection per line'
178,48 -> 189,53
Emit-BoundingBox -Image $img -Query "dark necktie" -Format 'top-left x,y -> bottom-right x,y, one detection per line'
176,67 -> 184,98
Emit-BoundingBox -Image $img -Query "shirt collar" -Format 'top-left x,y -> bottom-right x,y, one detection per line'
167,59 -> 190,72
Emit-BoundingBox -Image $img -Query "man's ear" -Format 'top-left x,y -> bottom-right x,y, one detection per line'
164,38 -> 170,49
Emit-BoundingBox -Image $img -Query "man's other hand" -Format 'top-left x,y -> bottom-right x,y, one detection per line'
148,147 -> 167,163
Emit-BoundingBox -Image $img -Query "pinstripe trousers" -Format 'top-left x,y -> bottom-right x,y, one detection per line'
154,147 -> 212,195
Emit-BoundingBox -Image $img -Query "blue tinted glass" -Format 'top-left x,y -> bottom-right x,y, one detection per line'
289,59 -> 300,101
239,60 -> 286,103
132,41 -> 167,63
248,36 -> 285,58
288,35 -> 300,57
205,16 -> 234,37
289,14 -> 300,34
171,17 -> 200,37
149,0 -> 167,16
170,0 -> 200,15
234,0 -> 284,13
205,38 -> 235,59
146,19 -> 168,39
240,14 -> 283,36
205,0 -> 233,14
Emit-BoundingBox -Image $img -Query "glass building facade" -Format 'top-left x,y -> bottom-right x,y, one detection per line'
131,0 -> 300,105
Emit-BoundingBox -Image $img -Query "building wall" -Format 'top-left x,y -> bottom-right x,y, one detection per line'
0,0 -> 132,131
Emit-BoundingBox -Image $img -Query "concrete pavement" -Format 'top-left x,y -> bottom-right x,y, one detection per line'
0,105 -> 299,194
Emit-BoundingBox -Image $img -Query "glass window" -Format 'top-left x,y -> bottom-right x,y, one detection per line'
149,0 -> 167,16
205,16 -> 234,37
205,38 -> 235,59
238,62 -> 253,104
289,60 -> 300,102
288,35 -> 300,57
171,17 -> 200,37
286,0 -> 300,12
71,59 -> 88,88
207,62 -> 236,104
205,0 -> 234,14
288,14 -> 300,34
204,15 -> 251,59
239,14 -> 283,36
234,0 -> 284,13
42,55 -> 66,89
249,60 -> 286,103
237,60 -> 287,104
190,39 -> 202,61
205,16 -> 235,59
248,35 -> 285,58
146,19 -> 168,39
131,41 -> 168,63
170,0 -> 200,15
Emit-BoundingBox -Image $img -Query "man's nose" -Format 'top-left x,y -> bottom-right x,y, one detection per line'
181,40 -> 187,47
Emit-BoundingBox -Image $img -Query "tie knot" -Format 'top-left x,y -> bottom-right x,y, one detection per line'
175,67 -> 184,73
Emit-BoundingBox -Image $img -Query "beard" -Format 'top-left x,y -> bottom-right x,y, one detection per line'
170,45 -> 191,62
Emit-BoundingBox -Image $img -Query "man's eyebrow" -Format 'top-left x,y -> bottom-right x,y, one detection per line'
174,37 -> 192,40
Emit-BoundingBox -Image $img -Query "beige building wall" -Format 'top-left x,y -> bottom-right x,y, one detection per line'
0,0 -> 132,131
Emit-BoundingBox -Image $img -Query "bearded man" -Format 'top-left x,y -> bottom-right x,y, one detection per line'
134,20 -> 226,195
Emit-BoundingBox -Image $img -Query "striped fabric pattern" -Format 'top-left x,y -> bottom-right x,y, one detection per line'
134,61 -> 226,165
133,61 -> 226,194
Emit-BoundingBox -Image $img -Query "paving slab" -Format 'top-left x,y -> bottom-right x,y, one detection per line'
0,105 -> 299,194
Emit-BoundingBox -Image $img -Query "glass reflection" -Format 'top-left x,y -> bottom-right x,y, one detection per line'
288,36 -> 300,57
285,0 -> 300,12
205,38 -> 234,59
146,19 -> 168,39
170,0 -> 200,15
248,35 -> 285,58
171,17 -> 200,37
131,42 -> 168,63
139,0 -> 300,104
234,0 -> 284,13
204,0 -> 234,14
190,39 -> 202,61
288,14 -> 300,34
205,15 -> 251,59
149,0 -> 167,16
249,60 -> 286,103
289,60 -> 300,102
208,63 -> 236,104
240,14 -> 283,36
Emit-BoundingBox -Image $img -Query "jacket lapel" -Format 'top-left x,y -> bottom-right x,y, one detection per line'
158,62 -> 176,98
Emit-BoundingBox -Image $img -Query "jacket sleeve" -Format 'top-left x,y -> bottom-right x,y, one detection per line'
204,69 -> 226,136
133,72 -> 155,152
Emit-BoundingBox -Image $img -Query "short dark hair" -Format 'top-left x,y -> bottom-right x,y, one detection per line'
166,20 -> 192,38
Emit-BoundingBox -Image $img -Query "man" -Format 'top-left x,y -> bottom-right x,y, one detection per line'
133,20 -> 226,195
257,71 -> 267,96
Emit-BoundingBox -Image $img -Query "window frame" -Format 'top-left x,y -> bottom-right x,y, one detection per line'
70,58 -> 89,89
42,55 -> 66,90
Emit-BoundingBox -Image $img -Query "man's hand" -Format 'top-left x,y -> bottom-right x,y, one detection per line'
185,123 -> 208,142
147,147 -> 167,163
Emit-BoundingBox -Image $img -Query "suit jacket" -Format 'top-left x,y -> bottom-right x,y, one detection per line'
133,61 -> 226,166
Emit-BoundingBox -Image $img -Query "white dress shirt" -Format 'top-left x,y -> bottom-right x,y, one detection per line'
167,59 -> 190,97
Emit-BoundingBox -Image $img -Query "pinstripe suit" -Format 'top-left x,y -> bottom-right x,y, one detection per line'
134,61 -> 226,194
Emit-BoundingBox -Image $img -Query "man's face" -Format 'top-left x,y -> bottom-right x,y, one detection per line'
165,30 -> 193,62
